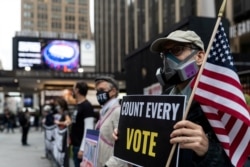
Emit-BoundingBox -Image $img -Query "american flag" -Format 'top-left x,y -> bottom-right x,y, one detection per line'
193,22 -> 250,167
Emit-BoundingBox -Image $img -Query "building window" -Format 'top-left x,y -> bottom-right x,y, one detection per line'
79,24 -> 85,30
38,21 -> 48,28
37,4 -> 47,11
52,5 -> 61,12
79,16 -> 85,22
162,0 -> 175,31
23,20 -> 33,26
52,0 -> 61,3
65,6 -> 75,13
52,13 -> 62,21
180,0 -> 195,19
79,8 -> 88,14
65,15 -> 75,21
79,0 -> 88,5
52,22 -> 62,29
38,13 -> 48,19
23,3 -> 33,10
65,23 -> 75,29
66,0 -> 75,4
23,11 -> 33,18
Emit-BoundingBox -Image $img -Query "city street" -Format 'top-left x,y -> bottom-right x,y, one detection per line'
0,128 -> 52,167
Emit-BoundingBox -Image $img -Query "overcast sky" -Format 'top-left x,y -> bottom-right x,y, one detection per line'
0,0 -> 21,70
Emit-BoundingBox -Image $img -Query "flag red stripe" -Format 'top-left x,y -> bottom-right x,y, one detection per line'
202,113 -> 229,136
224,116 -> 236,138
237,142 -> 250,167
209,126 -> 227,136
202,67 -> 243,90
197,80 -> 247,110
224,116 -> 239,157
202,107 -> 250,165
204,112 -> 221,120
218,141 -> 230,150
194,94 -> 250,125
217,110 -> 224,119
230,122 -> 248,157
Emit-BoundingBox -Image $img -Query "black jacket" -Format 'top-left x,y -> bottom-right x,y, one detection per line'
163,87 -> 234,167
178,101 -> 233,167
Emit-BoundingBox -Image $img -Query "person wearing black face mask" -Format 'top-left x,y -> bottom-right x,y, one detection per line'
96,89 -> 111,106
94,76 -> 129,167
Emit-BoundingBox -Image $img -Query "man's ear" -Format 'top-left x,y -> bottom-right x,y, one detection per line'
195,51 -> 205,66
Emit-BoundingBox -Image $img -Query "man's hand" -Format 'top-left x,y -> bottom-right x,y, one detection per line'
170,120 -> 209,156
77,150 -> 83,159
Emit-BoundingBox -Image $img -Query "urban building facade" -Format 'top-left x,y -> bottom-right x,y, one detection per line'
229,0 -> 250,95
21,0 -> 92,39
0,0 -> 98,112
94,0 -> 219,73
94,0 -> 250,94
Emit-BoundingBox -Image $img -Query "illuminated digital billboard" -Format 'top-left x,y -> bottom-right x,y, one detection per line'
13,36 -> 80,72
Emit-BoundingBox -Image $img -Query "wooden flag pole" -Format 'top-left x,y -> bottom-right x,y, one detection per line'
165,0 -> 227,166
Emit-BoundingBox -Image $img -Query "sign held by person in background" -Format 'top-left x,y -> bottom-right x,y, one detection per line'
114,95 -> 186,167
80,129 -> 100,167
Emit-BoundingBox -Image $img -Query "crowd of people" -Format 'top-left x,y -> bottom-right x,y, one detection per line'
41,78 -> 125,167
1,29 -> 249,167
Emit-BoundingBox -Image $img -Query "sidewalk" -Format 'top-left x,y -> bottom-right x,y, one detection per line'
0,128 -> 51,167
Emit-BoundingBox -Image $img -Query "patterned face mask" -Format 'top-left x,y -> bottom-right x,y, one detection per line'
96,90 -> 111,105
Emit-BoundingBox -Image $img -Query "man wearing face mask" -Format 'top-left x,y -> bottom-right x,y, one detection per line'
70,81 -> 95,167
95,76 -> 129,167
150,30 -> 233,166
112,30 -> 234,167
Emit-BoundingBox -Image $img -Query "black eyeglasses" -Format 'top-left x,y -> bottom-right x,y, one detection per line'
163,45 -> 198,56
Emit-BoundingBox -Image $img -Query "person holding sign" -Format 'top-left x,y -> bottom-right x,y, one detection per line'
95,76 -> 129,167
150,30 -> 233,166
113,30 -> 233,166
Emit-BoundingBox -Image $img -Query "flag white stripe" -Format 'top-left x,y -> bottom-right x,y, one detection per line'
231,127 -> 250,166
199,75 -> 246,101
205,63 -> 240,83
201,104 -> 250,167
228,119 -> 242,144
196,88 -> 249,119
214,134 -> 230,145
201,105 -> 231,130
200,106 -> 230,143
221,113 -> 231,126
205,119 -> 224,129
